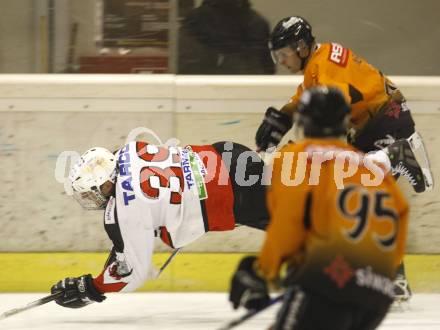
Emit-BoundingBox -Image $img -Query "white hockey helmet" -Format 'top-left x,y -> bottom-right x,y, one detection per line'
68,147 -> 117,210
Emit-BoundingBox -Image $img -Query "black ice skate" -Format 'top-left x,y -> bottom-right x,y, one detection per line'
393,273 -> 412,303
386,133 -> 434,193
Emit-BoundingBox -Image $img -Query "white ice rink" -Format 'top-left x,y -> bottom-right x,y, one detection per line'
1,293 -> 439,330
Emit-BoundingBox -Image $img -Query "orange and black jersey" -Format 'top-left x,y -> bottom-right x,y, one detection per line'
284,43 -> 400,130
258,139 -> 408,308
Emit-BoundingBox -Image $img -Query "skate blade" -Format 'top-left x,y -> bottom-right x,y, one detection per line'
422,168 -> 434,191
390,299 -> 411,312
407,132 -> 434,192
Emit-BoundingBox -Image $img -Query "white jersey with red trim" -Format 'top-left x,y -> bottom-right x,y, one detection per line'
117,141 -> 209,247
93,141 -> 217,293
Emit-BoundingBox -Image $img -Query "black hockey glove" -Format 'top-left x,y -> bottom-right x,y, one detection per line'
229,256 -> 270,310
51,274 -> 106,309
255,107 -> 293,151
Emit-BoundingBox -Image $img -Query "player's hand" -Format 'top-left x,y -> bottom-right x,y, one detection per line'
51,274 -> 106,309
229,256 -> 270,310
255,107 -> 293,152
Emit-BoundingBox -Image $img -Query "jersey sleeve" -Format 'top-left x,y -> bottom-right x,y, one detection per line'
93,197 -> 156,293
257,146 -> 309,280
283,84 -> 304,115
93,229 -> 155,293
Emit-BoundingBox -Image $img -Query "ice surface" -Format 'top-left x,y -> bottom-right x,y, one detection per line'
0,293 -> 439,329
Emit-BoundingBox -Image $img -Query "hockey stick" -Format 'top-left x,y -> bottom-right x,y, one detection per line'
217,294 -> 284,330
156,247 -> 181,278
0,248 -> 182,321
0,291 -> 63,321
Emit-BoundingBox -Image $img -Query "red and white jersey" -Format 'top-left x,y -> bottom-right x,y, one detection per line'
93,141 -> 235,293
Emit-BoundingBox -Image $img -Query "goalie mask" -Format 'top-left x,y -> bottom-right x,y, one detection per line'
68,147 -> 117,210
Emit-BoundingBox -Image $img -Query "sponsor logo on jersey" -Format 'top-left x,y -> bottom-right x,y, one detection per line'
118,144 -> 135,205
324,256 -> 394,298
328,43 -> 349,67
356,266 -> 394,298
180,147 -> 208,200
180,148 -> 195,190
189,150 -> 208,200
104,197 -> 116,224
324,255 -> 354,288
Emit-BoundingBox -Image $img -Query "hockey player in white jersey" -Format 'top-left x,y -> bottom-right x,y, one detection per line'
50,141 -> 269,308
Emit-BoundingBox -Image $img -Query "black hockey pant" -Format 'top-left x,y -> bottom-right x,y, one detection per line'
273,286 -> 390,330
212,141 -> 269,230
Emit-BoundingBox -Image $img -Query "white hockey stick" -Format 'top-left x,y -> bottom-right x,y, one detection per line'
0,291 -> 63,321
0,248 -> 182,321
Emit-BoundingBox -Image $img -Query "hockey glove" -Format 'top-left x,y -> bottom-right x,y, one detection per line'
229,256 -> 270,310
51,274 -> 106,309
255,107 -> 293,151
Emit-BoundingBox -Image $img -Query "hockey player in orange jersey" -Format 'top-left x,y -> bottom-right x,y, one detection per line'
254,16 -> 432,301
255,16 -> 432,194
230,87 -> 409,330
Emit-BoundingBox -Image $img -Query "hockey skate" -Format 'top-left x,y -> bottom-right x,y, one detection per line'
386,132 -> 434,193
390,273 -> 412,312
393,274 -> 412,303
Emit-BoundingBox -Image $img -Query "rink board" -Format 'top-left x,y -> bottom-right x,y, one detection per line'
1,75 -> 440,254
0,253 -> 439,293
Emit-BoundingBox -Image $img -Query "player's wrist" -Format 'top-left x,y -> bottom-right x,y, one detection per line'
83,274 -> 106,302
280,102 -> 297,116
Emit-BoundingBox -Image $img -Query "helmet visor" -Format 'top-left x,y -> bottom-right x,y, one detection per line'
72,189 -> 108,210
270,47 -> 296,64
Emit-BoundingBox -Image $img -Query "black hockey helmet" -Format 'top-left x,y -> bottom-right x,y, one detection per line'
296,86 -> 350,138
269,16 -> 315,51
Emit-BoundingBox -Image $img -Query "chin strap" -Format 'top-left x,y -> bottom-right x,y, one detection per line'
299,44 -> 317,70
297,47 -> 309,71
300,56 -> 307,70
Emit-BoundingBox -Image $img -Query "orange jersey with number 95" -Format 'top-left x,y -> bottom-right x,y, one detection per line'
258,139 -> 408,306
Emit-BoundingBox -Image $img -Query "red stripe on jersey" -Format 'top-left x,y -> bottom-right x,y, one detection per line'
93,271 -> 128,293
190,145 -> 236,231
159,227 -> 175,248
